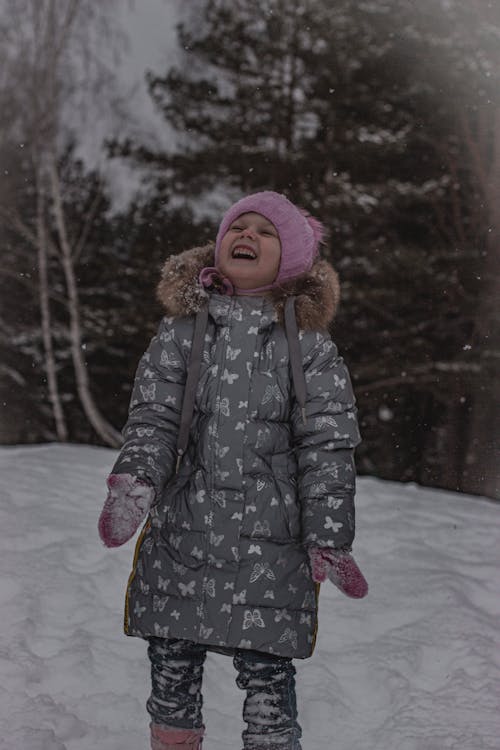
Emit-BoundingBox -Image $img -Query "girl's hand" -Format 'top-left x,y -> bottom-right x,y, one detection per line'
98,473 -> 155,548
308,547 -> 368,598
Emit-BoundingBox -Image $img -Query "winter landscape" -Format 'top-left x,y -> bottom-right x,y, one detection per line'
1,443 -> 498,750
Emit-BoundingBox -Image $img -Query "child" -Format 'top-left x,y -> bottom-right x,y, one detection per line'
98,191 -> 368,750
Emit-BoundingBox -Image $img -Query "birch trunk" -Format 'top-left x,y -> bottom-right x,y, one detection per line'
36,167 -> 68,441
48,152 -> 121,447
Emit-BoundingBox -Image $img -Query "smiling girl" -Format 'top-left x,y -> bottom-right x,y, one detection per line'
216,212 -> 282,293
98,191 -> 368,750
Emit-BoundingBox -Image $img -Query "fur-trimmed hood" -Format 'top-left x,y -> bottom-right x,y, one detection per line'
156,243 -> 341,330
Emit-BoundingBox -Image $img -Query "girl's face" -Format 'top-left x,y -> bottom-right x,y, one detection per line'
217,212 -> 281,293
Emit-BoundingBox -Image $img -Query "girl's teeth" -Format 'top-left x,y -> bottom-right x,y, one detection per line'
233,250 -> 256,259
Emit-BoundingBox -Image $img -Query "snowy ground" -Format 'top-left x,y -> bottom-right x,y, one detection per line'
0,444 -> 499,750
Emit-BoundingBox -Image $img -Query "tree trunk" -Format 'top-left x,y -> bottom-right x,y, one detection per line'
36,167 -> 68,441
48,152 -> 122,447
461,237 -> 500,500
460,106 -> 500,499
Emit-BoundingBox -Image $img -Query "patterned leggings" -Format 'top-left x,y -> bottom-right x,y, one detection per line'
146,636 -> 302,750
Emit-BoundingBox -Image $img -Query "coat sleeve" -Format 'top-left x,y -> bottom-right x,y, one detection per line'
291,331 -> 362,551
109,316 -> 187,496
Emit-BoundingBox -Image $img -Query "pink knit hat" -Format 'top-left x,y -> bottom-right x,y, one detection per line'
199,191 -> 325,295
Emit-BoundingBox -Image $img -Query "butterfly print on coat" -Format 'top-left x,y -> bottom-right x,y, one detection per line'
242,609 -> 265,629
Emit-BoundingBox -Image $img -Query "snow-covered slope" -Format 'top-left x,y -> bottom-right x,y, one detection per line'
0,444 -> 498,750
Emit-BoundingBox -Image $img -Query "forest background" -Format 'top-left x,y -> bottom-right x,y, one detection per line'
1,0 -> 499,500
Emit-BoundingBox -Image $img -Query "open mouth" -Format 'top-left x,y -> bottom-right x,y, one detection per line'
231,245 -> 257,260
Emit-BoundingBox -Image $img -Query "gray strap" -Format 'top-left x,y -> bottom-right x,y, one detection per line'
175,296 -> 307,472
175,303 -> 209,473
284,296 -> 308,425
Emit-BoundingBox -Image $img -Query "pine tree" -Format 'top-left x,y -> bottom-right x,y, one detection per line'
109,0 -> 499,497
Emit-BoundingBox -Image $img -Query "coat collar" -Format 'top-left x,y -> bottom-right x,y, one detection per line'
156,243 -> 341,330
203,293 -> 279,330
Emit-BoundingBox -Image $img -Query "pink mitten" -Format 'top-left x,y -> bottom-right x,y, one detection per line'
98,473 -> 155,548
308,547 -> 368,598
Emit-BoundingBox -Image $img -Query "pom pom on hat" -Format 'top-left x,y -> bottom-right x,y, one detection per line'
299,209 -> 325,247
214,191 -> 325,288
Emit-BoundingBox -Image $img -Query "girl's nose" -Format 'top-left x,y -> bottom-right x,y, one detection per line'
239,226 -> 256,238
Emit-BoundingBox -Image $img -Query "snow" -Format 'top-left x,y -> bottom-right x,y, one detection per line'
1,443 -> 499,750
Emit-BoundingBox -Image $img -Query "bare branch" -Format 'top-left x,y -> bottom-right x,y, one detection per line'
73,184 -> 104,262
0,207 -> 39,249
358,361 -> 481,393
458,105 -> 489,197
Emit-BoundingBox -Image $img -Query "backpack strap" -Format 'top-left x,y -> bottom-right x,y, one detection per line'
175,302 -> 209,473
284,296 -> 308,425
174,296 -> 307,472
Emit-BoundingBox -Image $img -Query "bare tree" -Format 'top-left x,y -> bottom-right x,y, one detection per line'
0,0 -> 126,446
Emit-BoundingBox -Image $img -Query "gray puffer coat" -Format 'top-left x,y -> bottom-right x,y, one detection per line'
111,243 -> 362,659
